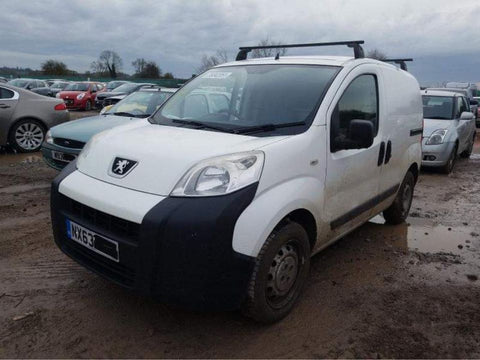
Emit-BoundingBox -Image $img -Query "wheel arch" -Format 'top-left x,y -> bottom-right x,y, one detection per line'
278,209 -> 317,251
407,162 -> 419,184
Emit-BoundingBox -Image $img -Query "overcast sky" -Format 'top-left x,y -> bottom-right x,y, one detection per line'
1,0 -> 479,85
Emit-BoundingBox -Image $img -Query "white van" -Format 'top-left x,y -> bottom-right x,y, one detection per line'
50,41 -> 423,323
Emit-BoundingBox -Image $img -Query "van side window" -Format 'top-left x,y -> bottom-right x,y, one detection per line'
330,75 -> 378,152
0,87 -> 14,99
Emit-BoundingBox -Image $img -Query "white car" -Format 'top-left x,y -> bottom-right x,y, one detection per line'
50,41 -> 422,323
421,89 -> 476,173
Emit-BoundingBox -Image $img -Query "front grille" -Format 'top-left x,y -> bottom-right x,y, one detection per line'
104,98 -> 121,106
67,197 -> 140,243
63,239 -> 135,287
64,99 -> 74,105
54,138 -> 85,149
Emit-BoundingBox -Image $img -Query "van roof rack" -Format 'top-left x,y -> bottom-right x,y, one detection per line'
235,40 -> 365,61
384,58 -> 413,71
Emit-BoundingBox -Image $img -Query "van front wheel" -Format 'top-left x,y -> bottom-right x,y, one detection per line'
243,221 -> 311,323
383,171 -> 415,225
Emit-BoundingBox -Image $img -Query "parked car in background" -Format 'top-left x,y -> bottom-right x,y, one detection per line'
49,81 -> 71,97
57,82 -> 105,111
42,87 -> 176,169
8,78 -> 52,97
95,82 -> 155,109
0,77 -> 7,83
445,82 -> 477,99
429,87 -> 478,120
105,80 -> 131,92
50,44 -> 423,323
0,82 -> 69,152
474,97 -> 480,124
46,79 -> 67,87
421,89 -> 476,173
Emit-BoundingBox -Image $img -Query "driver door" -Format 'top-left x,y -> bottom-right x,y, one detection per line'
324,66 -> 384,238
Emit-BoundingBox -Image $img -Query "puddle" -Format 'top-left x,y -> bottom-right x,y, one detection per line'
0,153 -> 42,166
369,215 -> 476,255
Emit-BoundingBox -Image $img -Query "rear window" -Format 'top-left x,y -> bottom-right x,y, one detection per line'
0,87 -> 14,99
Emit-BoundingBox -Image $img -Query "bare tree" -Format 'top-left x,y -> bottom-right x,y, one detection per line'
41,60 -> 69,75
251,38 -> 287,58
91,50 -> 123,78
132,58 -> 162,78
366,48 -> 388,61
196,49 -> 230,73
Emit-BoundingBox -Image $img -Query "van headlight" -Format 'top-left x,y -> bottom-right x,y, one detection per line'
45,130 -> 54,144
77,93 -> 85,100
171,151 -> 264,197
426,129 -> 448,145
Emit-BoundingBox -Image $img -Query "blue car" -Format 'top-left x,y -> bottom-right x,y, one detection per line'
42,87 -> 176,170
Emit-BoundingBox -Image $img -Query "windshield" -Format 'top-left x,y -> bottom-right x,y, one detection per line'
107,81 -> 126,90
152,65 -> 339,135
50,82 -> 68,89
65,83 -> 90,91
8,79 -> 29,88
422,96 -> 454,119
105,91 -> 173,117
113,83 -> 139,93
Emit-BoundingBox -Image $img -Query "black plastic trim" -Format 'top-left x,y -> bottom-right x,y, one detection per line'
330,184 -> 400,230
410,128 -> 423,136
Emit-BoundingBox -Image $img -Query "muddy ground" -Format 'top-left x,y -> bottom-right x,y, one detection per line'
0,128 -> 479,358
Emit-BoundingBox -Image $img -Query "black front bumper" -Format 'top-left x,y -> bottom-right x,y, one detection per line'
50,163 -> 257,311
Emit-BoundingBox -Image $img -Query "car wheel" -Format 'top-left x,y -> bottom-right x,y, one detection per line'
441,144 -> 457,174
9,119 -> 45,153
84,100 -> 92,111
383,171 -> 415,225
242,221 -> 311,323
460,134 -> 475,158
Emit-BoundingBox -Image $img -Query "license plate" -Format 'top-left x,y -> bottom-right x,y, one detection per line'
66,219 -> 119,262
52,150 -> 75,162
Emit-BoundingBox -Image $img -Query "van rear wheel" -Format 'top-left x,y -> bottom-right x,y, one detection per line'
242,221 -> 310,323
383,171 -> 415,225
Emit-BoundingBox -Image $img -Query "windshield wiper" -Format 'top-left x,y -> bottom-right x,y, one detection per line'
111,111 -> 148,118
233,121 -> 306,135
172,119 -> 234,133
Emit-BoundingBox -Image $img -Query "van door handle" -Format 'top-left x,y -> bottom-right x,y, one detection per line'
0,104 -> 10,109
385,141 -> 392,164
378,141 -> 385,166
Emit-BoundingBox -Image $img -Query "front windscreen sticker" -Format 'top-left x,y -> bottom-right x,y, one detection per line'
202,72 -> 232,79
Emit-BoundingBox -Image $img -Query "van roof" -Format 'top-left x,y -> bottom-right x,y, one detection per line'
422,89 -> 460,97
217,55 -> 394,69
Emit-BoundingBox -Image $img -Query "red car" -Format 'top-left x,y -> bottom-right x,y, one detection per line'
57,82 -> 105,111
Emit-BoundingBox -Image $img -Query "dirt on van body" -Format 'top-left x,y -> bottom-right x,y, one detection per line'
0,136 -> 480,358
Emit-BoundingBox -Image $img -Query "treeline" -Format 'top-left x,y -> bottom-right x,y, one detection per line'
2,49 -> 175,80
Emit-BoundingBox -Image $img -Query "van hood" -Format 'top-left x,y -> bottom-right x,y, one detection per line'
50,114 -> 136,143
77,121 -> 289,196
423,118 -> 455,137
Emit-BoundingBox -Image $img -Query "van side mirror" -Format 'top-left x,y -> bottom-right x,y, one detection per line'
460,111 -> 475,120
470,99 -> 478,106
333,120 -> 374,151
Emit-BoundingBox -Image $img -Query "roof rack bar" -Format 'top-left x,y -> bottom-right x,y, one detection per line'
384,58 -> 413,71
235,40 -> 365,61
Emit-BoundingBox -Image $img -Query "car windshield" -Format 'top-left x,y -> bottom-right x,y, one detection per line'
107,81 -> 125,90
113,83 -> 139,92
65,83 -> 89,91
422,96 -> 454,119
8,79 -> 29,88
50,82 -> 68,89
152,65 -> 339,135
105,91 -> 173,117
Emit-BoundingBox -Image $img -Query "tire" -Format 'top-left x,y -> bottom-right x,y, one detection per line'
460,134 -> 475,158
383,171 -> 415,225
8,119 -> 46,153
441,144 -> 457,174
84,100 -> 92,111
242,221 -> 311,323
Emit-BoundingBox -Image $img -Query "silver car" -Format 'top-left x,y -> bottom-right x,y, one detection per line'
421,89 -> 476,173
0,83 -> 70,152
